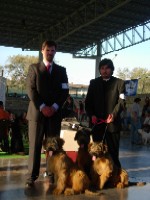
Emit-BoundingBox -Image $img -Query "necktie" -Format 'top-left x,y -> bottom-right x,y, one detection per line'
46,64 -> 51,71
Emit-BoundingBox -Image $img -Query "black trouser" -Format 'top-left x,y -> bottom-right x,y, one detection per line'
92,124 -> 121,168
27,114 -> 61,181
0,132 -> 9,153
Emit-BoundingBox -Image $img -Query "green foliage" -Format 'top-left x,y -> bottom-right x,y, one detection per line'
5,55 -> 38,93
117,67 -> 150,94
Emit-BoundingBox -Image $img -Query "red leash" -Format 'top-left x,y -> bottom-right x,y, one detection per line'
96,118 -> 107,124
92,118 -> 108,142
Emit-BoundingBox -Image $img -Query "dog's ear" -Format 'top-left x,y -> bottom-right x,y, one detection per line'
74,131 -> 80,140
57,137 -> 65,148
103,144 -> 108,154
88,142 -> 93,150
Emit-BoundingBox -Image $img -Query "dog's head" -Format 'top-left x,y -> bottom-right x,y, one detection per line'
88,142 -> 108,158
138,129 -> 143,135
74,128 -> 91,148
43,137 -> 65,152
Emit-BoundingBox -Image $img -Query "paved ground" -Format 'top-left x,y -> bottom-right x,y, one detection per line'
0,132 -> 150,200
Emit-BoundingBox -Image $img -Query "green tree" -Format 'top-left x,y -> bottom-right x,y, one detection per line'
5,55 -> 38,94
116,67 -> 150,94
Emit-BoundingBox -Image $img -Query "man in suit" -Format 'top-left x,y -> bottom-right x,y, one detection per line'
26,40 -> 69,187
85,58 -> 125,169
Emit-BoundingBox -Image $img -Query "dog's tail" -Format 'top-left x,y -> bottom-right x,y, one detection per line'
84,189 -> 104,196
128,181 -> 146,186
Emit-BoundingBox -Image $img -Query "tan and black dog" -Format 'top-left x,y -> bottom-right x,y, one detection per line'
74,128 -> 93,179
43,137 -> 91,195
88,141 -> 129,189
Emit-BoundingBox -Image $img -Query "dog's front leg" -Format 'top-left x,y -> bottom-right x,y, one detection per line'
53,171 -> 67,195
99,171 -> 111,189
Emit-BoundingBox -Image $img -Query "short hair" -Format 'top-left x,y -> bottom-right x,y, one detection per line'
42,40 -> 57,50
99,58 -> 115,71
134,98 -> 141,103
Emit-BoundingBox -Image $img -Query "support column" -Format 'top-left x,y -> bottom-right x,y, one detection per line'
39,51 -> 42,61
95,58 -> 100,78
95,42 -> 102,78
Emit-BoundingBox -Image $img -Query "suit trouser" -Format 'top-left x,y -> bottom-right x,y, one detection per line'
105,131 -> 121,168
92,127 -> 121,168
27,114 -> 61,180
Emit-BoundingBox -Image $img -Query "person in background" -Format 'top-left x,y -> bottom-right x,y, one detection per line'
10,113 -> 24,155
141,109 -> 150,133
130,97 -> 142,145
141,96 -> 150,124
120,101 -> 131,133
0,101 -> 10,153
78,100 -> 85,122
19,111 -> 28,142
85,58 -> 125,169
26,40 -> 69,187
62,94 -> 74,118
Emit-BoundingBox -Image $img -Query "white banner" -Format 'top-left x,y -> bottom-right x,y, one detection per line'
0,76 -> 6,106
125,79 -> 138,96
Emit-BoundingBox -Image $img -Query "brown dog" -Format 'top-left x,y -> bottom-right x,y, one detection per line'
43,137 -> 90,195
88,141 -> 129,189
74,128 -> 93,179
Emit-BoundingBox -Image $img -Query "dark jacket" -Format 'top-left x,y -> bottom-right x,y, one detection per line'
85,76 -> 125,132
26,61 -> 69,121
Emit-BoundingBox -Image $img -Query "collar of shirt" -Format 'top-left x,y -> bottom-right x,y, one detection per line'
43,61 -> 53,72
103,78 -> 110,81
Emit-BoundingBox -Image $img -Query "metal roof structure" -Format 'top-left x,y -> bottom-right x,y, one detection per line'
0,0 -> 150,56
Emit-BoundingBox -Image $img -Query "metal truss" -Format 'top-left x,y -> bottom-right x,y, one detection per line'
24,0 -> 131,50
73,20 -> 150,58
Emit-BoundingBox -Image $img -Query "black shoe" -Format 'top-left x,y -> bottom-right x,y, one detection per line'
25,179 -> 34,188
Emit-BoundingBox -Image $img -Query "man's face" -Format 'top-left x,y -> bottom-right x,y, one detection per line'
41,45 -> 56,62
100,65 -> 112,79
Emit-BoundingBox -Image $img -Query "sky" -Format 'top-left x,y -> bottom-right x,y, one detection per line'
0,40 -> 150,85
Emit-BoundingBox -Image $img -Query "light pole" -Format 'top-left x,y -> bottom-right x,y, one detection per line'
112,54 -> 117,61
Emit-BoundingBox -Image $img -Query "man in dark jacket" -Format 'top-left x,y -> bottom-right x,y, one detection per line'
85,58 -> 125,169
26,40 -> 69,187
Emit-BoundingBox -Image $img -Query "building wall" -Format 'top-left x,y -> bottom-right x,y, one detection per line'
5,97 -> 29,115
5,94 -> 149,116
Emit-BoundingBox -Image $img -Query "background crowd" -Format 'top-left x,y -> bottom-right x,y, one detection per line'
0,95 -> 150,155
0,100 -> 28,155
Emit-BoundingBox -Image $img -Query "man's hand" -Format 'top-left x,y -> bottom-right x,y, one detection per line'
106,114 -> 114,123
41,106 -> 56,117
92,115 -> 97,124
48,106 -> 56,117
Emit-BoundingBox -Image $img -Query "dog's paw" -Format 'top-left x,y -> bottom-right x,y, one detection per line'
136,182 -> 146,186
64,188 -> 74,196
116,182 -> 124,189
52,188 -> 63,195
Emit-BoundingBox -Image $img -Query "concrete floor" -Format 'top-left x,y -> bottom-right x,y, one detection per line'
0,133 -> 150,200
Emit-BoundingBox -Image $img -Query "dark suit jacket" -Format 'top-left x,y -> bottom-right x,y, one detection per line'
26,61 -> 69,121
85,76 -> 125,132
